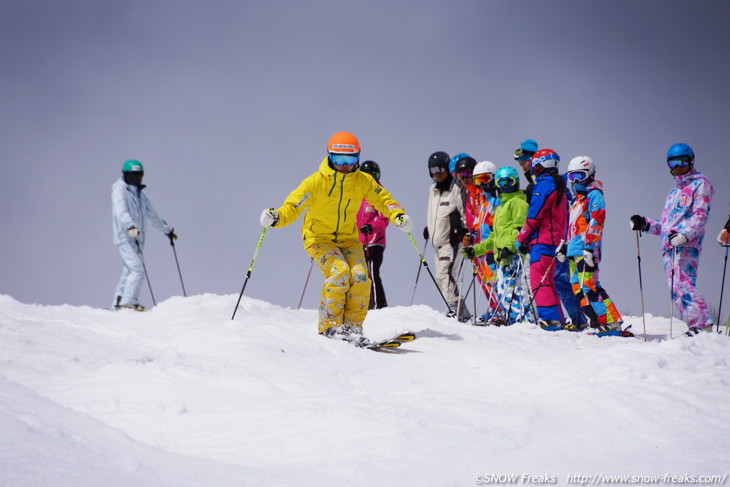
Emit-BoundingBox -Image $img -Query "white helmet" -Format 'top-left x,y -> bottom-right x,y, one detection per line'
567,156 -> 596,185
473,160 -> 497,177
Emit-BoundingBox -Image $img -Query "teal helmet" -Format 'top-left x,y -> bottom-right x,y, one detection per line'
122,159 -> 144,173
495,166 -> 520,193
122,159 -> 144,186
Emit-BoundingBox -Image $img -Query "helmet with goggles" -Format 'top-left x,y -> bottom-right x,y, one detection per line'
495,166 -> 520,193
327,132 -> 360,170
473,160 -> 497,188
666,143 -> 694,172
360,160 -> 381,181
514,139 -> 538,161
566,155 -> 595,186
530,148 -> 560,174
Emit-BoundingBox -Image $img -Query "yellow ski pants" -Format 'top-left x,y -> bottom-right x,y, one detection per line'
307,239 -> 370,333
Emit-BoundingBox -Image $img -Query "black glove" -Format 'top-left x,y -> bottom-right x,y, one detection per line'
423,226 -> 429,240
463,246 -> 475,260
630,215 -> 649,232
517,243 -> 529,255
498,247 -> 513,262
166,229 -> 177,245
360,224 -> 372,235
450,227 -> 468,247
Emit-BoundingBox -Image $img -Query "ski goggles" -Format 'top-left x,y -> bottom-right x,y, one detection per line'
330,153 -> 360,167
429,165 -> 448,176
457,171 -> 473,180
567,170 -> 589,183
667,157 -> 691,169
473,173 -> 493,186
496,176 -> 518,189
514,148 -> 535,161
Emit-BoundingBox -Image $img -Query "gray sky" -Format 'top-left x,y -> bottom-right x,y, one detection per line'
2,0 -> 730,322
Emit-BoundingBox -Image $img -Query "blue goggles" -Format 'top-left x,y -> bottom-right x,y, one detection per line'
330,153 -> 360,167
667,157 -> 691,169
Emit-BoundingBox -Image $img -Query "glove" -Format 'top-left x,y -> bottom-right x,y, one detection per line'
668,232 -> 688,247
260,208 -> 279,227
423,226 -> 429,240
127,227 -> 140,239
515,241 -> 528,255
498,247 -> 513,262
463,246 -> 475,260
555,241 -> 567,263
583,248 -> 595,267
166,229 -> 178,245
450,227 -> 468,247
630,215 -> 649,232
719,229 -> 730,246
394,214 -> 414,233
360,224 -> 372,235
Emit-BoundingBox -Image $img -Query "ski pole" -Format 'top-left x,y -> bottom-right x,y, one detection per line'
407,232 -> 454,315
297,258 -> 314,310
135,239 -> 156,307
634,231 -> 648,341
231,227 -> 267,320
169,238 -> 187,297
472,262 -> 478,326
716,245 -> 729,333
365,246 -> 375,309
669,246 -> 676,339
516,253 -> 537,323
410,238 -> 428,305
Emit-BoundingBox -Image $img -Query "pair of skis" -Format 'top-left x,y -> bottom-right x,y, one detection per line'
328,331 -> 416,351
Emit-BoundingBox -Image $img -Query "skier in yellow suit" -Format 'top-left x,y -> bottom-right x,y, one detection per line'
259,132 -> 413,345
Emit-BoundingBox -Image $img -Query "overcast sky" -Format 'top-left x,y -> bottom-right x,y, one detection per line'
2,0 -> 729,323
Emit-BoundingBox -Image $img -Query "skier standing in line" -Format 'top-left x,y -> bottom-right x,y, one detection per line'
356,160 -> 390,309
513,139 -> 538,202
111,159 -> 176,311
463,166 -> 533,325
423,151 -> 470,321
259,132 -> 412,344
516,149 -> 569,329
630,143 -> 715,335
560,156 -> 623,334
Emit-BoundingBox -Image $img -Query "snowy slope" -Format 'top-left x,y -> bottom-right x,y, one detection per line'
1,293 -> 729,486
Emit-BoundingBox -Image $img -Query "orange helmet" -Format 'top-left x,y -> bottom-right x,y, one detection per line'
327,131 -> 360,154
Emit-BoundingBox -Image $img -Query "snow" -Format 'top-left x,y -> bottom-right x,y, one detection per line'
1,293 -> 729,486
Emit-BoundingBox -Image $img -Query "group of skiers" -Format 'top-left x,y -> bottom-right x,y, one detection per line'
111,132 -> 728,341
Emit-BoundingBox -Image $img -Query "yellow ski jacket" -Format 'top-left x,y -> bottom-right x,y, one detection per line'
275,158 -> 406,249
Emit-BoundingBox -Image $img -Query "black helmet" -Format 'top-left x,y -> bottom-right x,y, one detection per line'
428,151 -> 451,169
360,160 -> 381,181
454,156 -> 477,174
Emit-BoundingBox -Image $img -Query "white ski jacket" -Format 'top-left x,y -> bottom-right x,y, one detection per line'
426,178 -> 465,249
111,178 -> 172,246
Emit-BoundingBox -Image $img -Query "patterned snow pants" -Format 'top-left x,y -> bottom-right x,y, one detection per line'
568,256 -> 622,327
114,241 -> 145,307
663,246 -> 714,329
308,240 -> 370,334
494,255 -> 534,323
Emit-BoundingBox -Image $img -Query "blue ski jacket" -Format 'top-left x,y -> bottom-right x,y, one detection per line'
111,178 -> 173,246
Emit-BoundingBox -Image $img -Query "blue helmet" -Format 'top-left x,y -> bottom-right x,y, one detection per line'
667,143 -> 694,162
449,153 -> 471,174
495,166 -> 520,193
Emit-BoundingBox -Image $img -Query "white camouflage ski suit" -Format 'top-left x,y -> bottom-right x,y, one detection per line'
111,178 -> 173,307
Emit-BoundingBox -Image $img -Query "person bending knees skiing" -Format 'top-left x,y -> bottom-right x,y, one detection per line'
515,149 -> 569,330
356,160 -> 390,309
463,166 -> 533,326
259,132 -> 412,345
111,160 -> 176,311
630,143 -> 715,336
424,151 -> 471,322
559,156 -> 623,335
